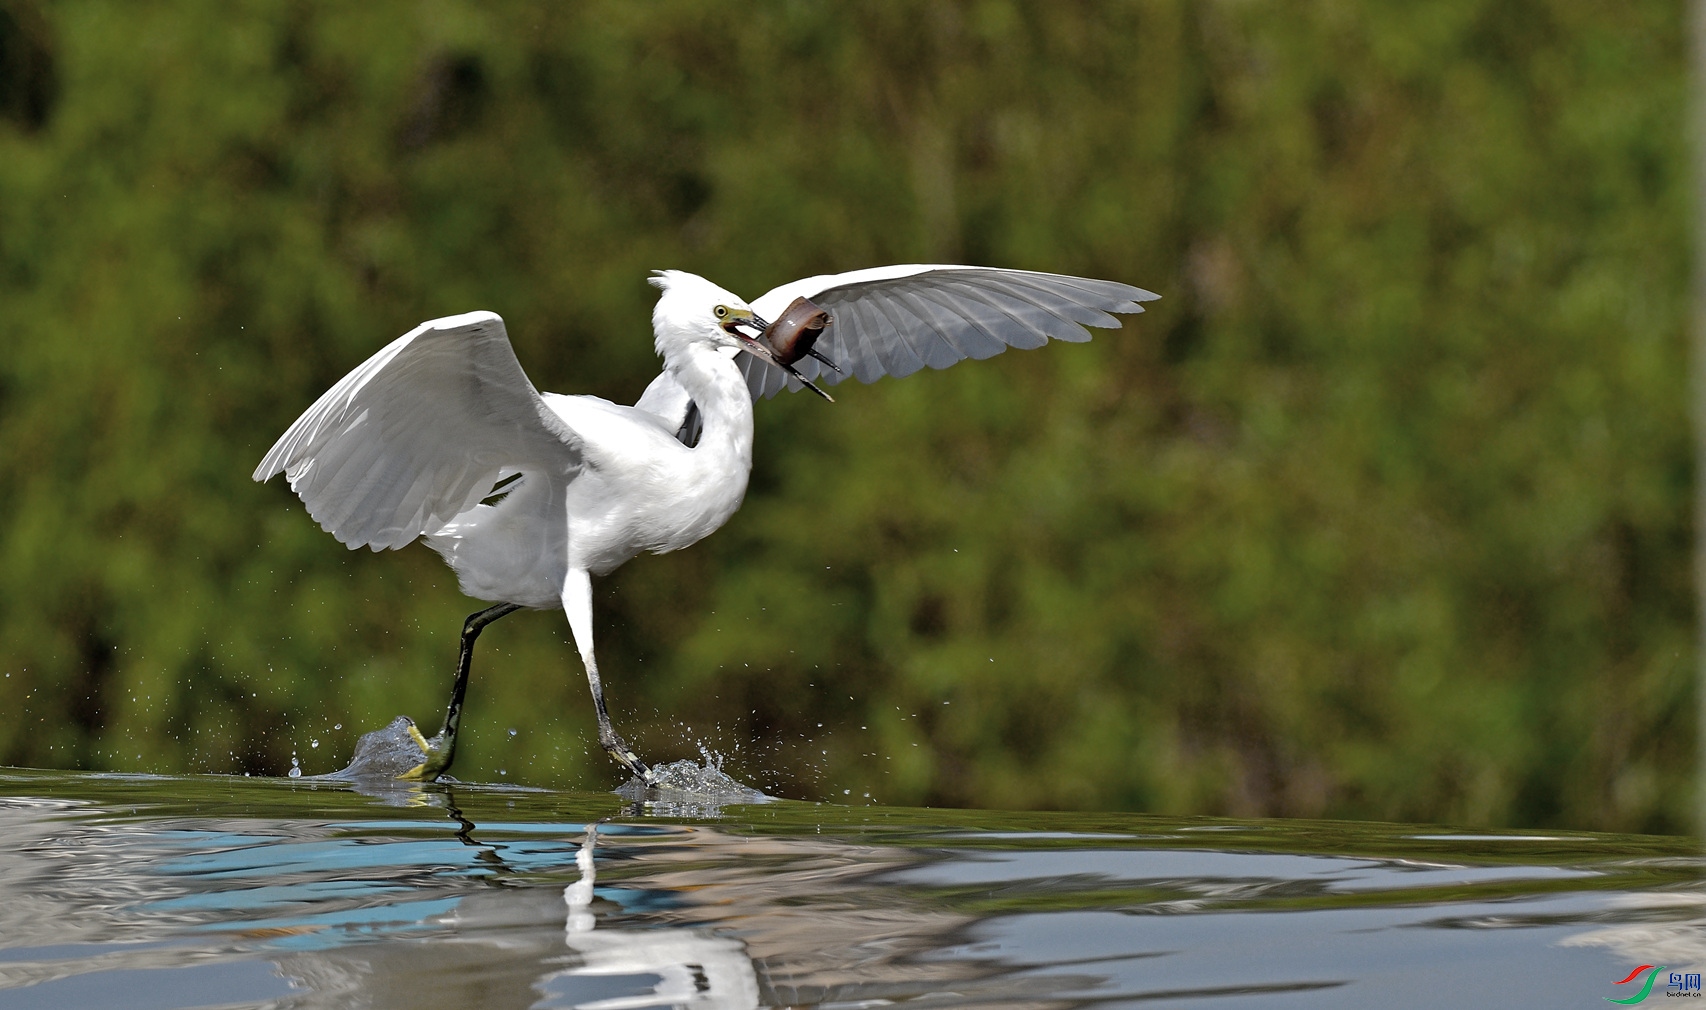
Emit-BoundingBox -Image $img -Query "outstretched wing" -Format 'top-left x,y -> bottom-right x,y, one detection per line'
254,311 -> 583,551
739,265 -> 1159,399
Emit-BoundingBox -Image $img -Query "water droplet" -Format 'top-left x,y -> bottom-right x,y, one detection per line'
498,768 -> 507,776
843,788 -> 851,795
310,739 -> 320,749
507,728 -> 518,738
334,723 -> 342,731
287,756 -> 301,779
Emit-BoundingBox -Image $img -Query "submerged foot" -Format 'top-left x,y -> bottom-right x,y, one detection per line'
328,715 -> 451,782
402,722 -> 457,781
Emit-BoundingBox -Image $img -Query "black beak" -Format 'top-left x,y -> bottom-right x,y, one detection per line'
806,347 -> 844,375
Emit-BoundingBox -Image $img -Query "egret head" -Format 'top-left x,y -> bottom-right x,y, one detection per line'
648,270 -> 753,354
648,270 -> 835,400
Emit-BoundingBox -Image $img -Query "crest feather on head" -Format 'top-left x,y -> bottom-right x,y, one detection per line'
647,269 -> 689,292
647,270 -> 746,359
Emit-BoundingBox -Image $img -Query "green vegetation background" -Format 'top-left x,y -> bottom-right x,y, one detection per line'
0,1 -> 1692,833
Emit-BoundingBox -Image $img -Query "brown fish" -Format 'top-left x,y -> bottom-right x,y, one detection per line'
759,296 -> 840,373
720,295 -> 841,401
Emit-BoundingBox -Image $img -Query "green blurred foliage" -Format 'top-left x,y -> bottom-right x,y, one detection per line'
0,1 -> 1691,832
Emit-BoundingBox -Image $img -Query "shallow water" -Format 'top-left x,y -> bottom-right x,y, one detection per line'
0,768 -> 1698,1009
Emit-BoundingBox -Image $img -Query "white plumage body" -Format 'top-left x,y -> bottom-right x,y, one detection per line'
426,350 -> 753,607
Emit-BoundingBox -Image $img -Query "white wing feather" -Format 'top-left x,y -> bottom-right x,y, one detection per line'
253,311 -> 583,551
739,265 -> 1159,399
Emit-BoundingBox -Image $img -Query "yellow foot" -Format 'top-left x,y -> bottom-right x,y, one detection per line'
398,721 -> 456,781
333,716 -> 452,782
396,722 -> 436,781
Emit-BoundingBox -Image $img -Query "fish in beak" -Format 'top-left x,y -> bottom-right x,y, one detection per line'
759,296 -> 842,375
724,297 -> 840,401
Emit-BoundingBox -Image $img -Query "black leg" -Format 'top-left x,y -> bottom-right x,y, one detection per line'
591,682 -> 654,783
442,603 -> 524,741
405,602 -> 521,781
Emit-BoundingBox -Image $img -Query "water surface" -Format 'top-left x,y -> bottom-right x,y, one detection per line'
0,768 -> 1698,1008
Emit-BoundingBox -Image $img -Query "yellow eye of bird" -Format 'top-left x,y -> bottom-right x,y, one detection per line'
714,305 -> 729,319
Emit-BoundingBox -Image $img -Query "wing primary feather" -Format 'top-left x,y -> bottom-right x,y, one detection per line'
986,269 -> 1153,309
327,416 -> 434,536
860,291 -> 932,377
299,417 -> 391,534
760,359 -> 787,399
737,354 -> 770,403
974,274 -> 1110,333
814,319 -> 855,386
1027,272 -> 1159,313
908,283 -> 1046,355
324,455 -> 408,545
389,461 -> 465,545
886,285 -> 1005,360
962,277 -> 1092,344
996,272 -> 1146,327
850,299 -> 902,383
886,287 -> 978,371
972,278 -> 1097,340
832,293 -> 911,376
897,291 -> 973,369
837,299 -> 898,384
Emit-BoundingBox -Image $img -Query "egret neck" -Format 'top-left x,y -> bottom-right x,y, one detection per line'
667,342 -> 755,512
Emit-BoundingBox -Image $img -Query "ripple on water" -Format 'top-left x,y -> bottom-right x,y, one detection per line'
0,768 -> 1697,1009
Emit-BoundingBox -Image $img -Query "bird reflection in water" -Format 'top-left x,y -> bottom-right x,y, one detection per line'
549,822 -> 761,1010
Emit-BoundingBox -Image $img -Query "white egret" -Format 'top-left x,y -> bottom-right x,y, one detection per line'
254,266 -> 1157,783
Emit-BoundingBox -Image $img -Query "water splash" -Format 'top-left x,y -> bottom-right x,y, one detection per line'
616,745 -> 771,816
324,715 -> 428,780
